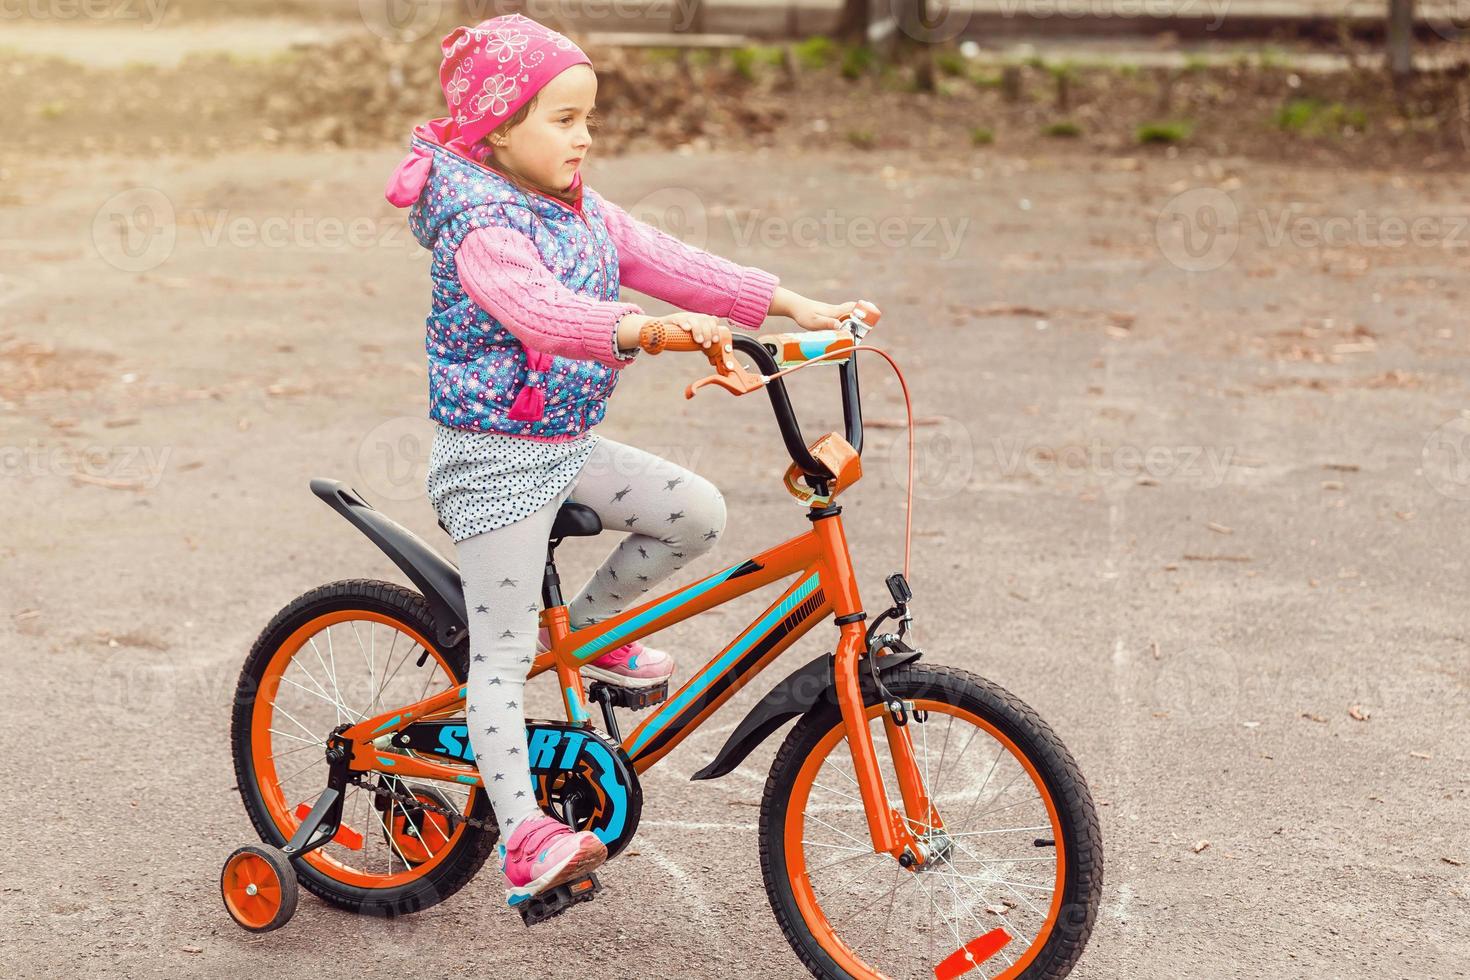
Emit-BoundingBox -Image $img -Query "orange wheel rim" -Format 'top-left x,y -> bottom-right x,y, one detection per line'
222,852 -> 283,929
247,609 -> 476,888
389,794 -> 454,865
783,700 -> 1068,979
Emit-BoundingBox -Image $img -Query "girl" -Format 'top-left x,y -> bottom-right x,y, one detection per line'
384,13 -> 872,904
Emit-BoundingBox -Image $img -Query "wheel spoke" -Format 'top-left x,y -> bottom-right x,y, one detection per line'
244,606 -> 477,889
788,695 -> 1071,980
267,728 -> 324,747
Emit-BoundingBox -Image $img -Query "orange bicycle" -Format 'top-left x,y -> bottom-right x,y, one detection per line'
221,304 -> 1103,979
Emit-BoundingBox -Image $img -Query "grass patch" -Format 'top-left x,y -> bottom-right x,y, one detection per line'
840,45 -> 875,80
730,45 -> 784,81
1137,119 -> 1194,144
847,128 -> 876,149
793,36 -> 836,70
971,126 -> 995,146
1275,98 -> 1368,136
1045,60 -> 1078,82
1043,120 -> 1082,138
1257,46 -> 1290,70
936,50 -> 968,77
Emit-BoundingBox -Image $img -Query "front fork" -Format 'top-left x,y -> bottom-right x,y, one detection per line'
819,509 -> 937,864
833,628 -> 939,866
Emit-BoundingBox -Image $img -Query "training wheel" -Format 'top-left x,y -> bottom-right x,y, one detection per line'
221,843 -> 299,933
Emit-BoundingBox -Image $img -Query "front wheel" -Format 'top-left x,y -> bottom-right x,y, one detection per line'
759,665 -> 1102,980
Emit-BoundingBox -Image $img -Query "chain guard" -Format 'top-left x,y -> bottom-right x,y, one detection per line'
388,719 -> 642,858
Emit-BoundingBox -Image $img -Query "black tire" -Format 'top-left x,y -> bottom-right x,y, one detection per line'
759,664 -> 1103,979
230,579 -> 498,917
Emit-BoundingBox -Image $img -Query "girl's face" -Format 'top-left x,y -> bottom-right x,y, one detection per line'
492,64 -> 597,192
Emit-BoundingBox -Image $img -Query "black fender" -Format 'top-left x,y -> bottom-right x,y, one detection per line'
310,478 -> 468,649
690,647 -> 922,781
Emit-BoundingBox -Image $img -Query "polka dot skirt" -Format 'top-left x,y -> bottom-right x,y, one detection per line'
427,422 -> 599,542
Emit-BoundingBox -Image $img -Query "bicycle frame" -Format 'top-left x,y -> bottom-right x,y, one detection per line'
335,326 -> 935,862
338,507 -> 932,861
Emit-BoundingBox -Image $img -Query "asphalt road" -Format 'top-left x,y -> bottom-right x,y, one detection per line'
2,146 -> 1467,978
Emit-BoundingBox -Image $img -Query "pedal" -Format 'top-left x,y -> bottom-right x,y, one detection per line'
588,680 -> 667,711
513,873 -> 603,926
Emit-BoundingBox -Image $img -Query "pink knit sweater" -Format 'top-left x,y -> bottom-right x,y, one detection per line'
455,186 -> 780,367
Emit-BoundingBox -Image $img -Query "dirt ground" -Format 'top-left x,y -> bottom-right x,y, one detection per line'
3,122 -> 1470,978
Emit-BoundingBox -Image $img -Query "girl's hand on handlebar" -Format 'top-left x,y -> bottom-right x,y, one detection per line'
787,295 -> 877,332
657,311 -> 732,352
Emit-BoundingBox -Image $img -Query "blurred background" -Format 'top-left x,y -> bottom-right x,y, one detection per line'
4,0 -> 1470,161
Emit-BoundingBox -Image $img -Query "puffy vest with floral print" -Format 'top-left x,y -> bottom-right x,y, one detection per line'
408,136 -> 622,438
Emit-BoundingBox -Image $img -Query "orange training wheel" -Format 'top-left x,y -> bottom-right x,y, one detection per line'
221,843 -> 299,933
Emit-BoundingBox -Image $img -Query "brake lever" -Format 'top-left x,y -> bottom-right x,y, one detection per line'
638,318 -> 767,398
687,298 -> 880,397
685,347 -> 765,399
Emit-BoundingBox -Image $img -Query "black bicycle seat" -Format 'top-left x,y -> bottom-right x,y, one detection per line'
550,501 -> 602,539
436,501 -> 601,539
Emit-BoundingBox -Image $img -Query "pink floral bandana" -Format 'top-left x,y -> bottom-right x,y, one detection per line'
385,13 -> 592,208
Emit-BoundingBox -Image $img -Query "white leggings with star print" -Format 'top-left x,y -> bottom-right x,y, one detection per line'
454,434 -> 726,837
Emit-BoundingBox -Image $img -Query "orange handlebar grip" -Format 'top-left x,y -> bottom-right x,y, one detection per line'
638,320 -> 705,355
849,299 -> 882,331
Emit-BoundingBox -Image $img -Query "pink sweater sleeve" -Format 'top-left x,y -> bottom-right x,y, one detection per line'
456,225 -> 645,370
592,190 -> 780,330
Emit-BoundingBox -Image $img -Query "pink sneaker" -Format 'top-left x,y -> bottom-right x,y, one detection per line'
501,815 -> 607,904
584,640 -> 675,688
537,628 -> 675,689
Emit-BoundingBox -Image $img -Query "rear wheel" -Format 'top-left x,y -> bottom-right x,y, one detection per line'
230,579 -> 497,916
759,665 -> 1102,979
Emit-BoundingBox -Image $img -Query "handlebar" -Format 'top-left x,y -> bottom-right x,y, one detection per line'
637,309 -> 874,494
